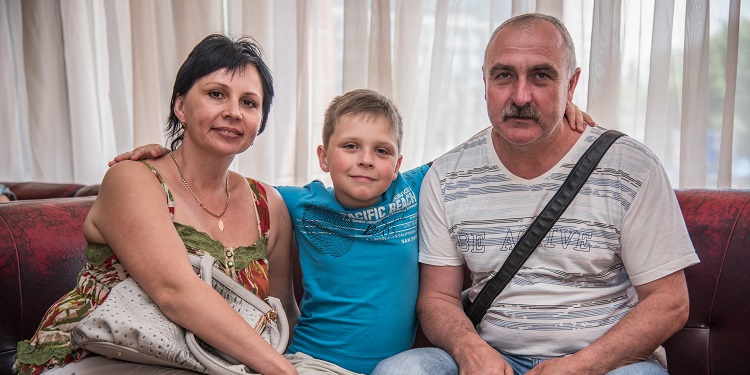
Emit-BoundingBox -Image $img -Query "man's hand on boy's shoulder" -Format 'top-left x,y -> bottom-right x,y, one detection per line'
108,144 -> 169,167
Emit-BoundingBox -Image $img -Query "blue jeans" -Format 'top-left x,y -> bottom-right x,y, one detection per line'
370,347 -> 667,375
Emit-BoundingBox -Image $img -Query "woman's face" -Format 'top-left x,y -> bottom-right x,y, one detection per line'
173,66 -> 264,157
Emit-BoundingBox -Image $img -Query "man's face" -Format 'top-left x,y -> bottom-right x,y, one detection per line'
483,21 -> 580,147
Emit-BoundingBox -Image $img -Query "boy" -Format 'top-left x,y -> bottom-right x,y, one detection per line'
276,89 -> 429,373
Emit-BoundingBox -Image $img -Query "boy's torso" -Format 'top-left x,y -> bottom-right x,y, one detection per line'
276,164 -> 430,373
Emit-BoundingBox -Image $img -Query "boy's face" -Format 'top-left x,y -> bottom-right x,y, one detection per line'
317,113 -> 403,209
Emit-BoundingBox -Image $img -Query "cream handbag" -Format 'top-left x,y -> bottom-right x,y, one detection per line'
71,253 -> 289,374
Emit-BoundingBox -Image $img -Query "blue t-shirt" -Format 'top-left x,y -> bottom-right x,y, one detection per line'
277,164 -> 430,374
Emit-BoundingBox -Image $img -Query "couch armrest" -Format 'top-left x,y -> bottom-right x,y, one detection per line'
0,197 -> 94,374
665,189 -> 750,375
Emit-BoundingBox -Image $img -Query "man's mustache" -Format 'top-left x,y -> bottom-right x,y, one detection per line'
502,104 -> 541,122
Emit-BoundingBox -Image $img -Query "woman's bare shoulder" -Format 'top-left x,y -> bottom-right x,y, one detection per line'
84,159 -> 173,242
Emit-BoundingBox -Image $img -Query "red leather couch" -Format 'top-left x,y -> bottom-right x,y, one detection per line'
2,190 -> 749,374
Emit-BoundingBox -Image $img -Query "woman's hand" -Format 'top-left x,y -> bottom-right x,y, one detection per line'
108,144 -> 169,167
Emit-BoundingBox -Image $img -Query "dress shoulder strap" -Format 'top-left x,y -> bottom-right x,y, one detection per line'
245,178 -> 270,237
143,162 -> 175,217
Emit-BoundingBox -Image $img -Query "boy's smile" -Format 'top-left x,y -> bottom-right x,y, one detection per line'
317,113 -> 403,209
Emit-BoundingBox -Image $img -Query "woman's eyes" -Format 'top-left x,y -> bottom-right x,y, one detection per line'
207,91 -> 257,108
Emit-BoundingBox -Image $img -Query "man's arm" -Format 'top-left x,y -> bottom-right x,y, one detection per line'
527,270 -> 690,375
417,265 -> 514,375
416,168 -> 513,375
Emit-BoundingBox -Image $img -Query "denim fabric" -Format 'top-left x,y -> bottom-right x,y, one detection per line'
371,347 -> 456,375
370,347 -> 667,375
606,359 -> 667,375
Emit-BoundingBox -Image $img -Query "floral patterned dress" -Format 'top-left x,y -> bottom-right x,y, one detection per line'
14,163 -> 273,375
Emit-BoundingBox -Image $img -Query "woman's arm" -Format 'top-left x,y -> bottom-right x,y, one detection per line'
84,161 -> 297,375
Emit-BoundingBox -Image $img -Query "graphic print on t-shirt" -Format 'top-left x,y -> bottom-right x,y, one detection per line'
299,185 -> 419,257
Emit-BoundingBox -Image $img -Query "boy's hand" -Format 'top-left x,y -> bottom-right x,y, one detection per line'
565,102 -> 596,133
108,144 -> 169,167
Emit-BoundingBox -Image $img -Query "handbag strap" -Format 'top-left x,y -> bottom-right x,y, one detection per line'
464,129 -> 625,327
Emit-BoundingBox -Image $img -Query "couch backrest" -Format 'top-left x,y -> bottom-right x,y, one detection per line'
1,190 -> 749,375
3,182 -> 87,200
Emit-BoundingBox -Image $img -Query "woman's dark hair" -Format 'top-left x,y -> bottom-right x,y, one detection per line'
166,34 -> 274,150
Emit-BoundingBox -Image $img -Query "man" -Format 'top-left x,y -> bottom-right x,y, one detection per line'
372,13 -> 699,375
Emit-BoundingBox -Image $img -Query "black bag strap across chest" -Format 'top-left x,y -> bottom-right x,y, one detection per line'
464,129 -> 625,327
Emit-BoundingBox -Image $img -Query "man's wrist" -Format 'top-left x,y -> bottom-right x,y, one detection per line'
568,346 -> 614,374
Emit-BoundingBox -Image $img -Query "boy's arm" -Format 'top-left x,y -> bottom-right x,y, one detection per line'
565,102 -> 596,132
109,102 -> 594,167
108,144 -> 169,167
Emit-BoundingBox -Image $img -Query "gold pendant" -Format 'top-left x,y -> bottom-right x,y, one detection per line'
218,218 -> 225,232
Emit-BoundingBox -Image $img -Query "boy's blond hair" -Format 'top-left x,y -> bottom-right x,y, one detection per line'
322,89 -> 403,152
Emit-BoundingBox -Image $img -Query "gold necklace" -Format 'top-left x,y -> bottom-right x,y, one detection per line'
170,152 -> 230,232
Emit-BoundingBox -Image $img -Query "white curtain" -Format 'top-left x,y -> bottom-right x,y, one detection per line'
1,0 -> 748,188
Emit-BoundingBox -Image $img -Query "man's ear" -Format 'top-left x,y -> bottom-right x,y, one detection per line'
317,145 -> 330,173
392,155 -> 403,181
482,67 -> 488,101
567,67 -> 581,102
174,96 -> 186,123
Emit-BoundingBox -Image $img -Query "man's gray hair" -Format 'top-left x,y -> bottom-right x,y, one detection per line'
484,13 -> 577,76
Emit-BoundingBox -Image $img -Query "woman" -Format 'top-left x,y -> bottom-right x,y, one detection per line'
14,34 -> 299,375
